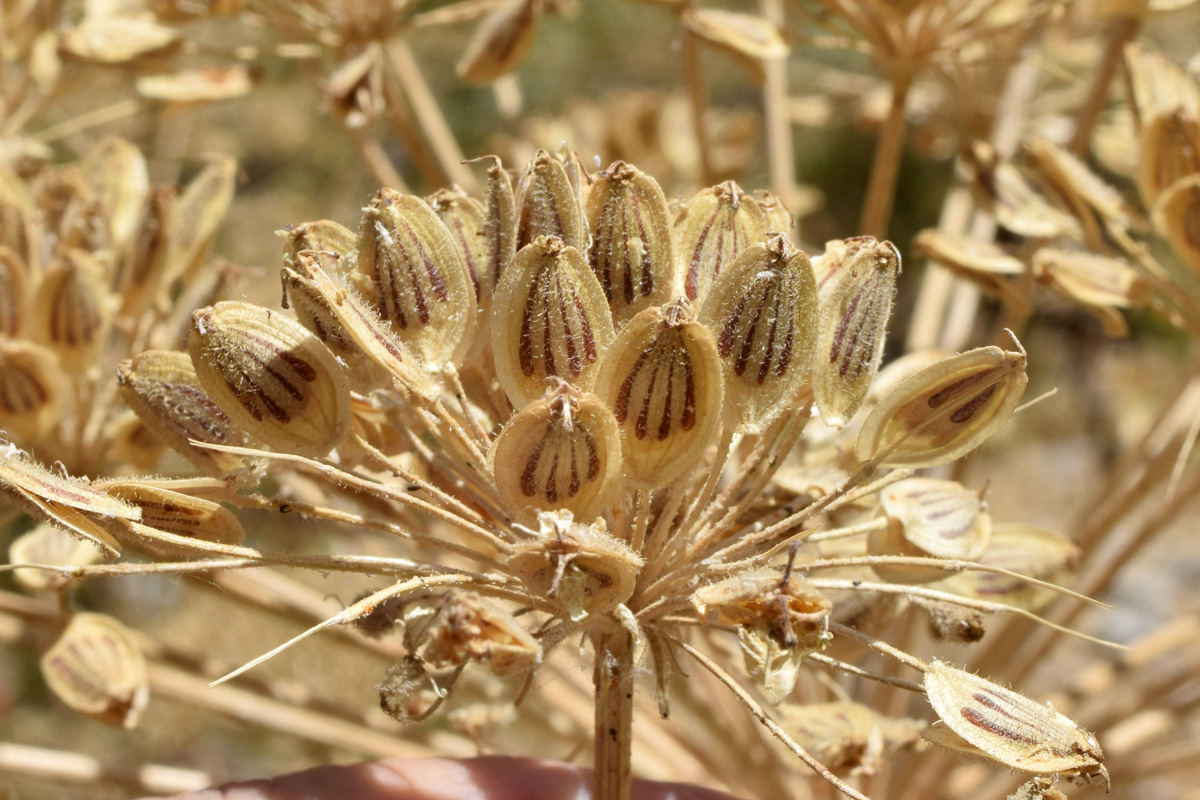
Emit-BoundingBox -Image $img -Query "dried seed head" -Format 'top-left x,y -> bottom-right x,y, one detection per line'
31,250 -> 109,375
586,161 -> 676,325
867,478 -> 991,584
1152,173 -> 1200,279
780,702 -> 883,775
509,509 -> 644,619
489,386 -> 622,522
188,301 -> 351,458
355,188 -> 477,366
1031,249 -> 1149,337
0,339 -> 65,440
960,142 -> 1080,240
98,480 -> 246,556
694,567 -> 831,702
116,349 -> 248,477
409,590 -> 541,676
675,180 -> 768,302
923,660 -> 1108,786
856,342 -> 1028,469
456,0 -> 541,85
0,245 -> 29,337
813,238 -> 899,428
9,524 -> 103,593
278,219 -> 357,271
942,523 -> 1081,613
491,236 -> 616,406
427,186 -> 488,304
516,149 -> 585,251
594,301 -> 723,488
699,234 -> 818,433
40,613 -> 149,729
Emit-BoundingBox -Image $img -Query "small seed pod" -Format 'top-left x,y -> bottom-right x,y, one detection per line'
98,480 -> 246,556
82,137 -> 149,253
9,524 -> 103,593
31,249 -> 109,375
278,219 -> 357,271
40,613 -> 149,729
923,659 -> 1107,787
188,301 -> 351,458
117,349 -> 248,477
1032,249 -> 1149,337
0,446 -> 141,534
1152,173 -> 1200,279
509,510 -> 643,619
478,156 -> 517,293
699,234 -> 818,434
586,161 -> 676,326
867,478 -> 991,584
942,523 -> 1080,613
491,236 -> 615,406
813,238 -> 899,428
911,230 -> 1026,306
356,188 -> 477,366
594,301 -> 723,488
427,187 -> 488,304
856,342 -> 1028,469
781,702 -> 883,775
1138,109 -> 1200,208
960,141 -> 1080,240
516,149 -> 585,251
489,386 -> 621,522
1021,137 -> 1136,250
409,590 -> 541,677
455,0 -> 540,85
0,200 -> 31,269
675,180 -> 768,302
0,245 -> 30,336
0,339 -> 65,441
117,186 -> 174,320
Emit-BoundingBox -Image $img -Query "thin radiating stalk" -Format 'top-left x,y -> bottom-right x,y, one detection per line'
680,26 -> 715,185
1070,16 -> 1140,156
593,629 -> 635,800
858,73 -> 911,238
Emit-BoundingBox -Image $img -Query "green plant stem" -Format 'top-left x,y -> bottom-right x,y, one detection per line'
858,73 -> 911,238
593,628 -> 635,800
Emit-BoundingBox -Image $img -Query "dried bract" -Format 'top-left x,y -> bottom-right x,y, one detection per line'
40,613 -> 149,728
409,591 -> 541,676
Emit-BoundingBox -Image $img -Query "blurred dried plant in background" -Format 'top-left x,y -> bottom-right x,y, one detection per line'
4,2 -> 1200,800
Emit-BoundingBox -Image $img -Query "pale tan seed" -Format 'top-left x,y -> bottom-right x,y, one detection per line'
813,238 -> 899,428
941,523 -> 1081,613
867,478 -> 991,584
1021,137 -> 1137,249
675,180 -> 769,303
1152,173 -> 1200,280
699,234 -> 818,434
516,149 -> 585,251
585,161 -> 676,326
682,9 -> 787,84
489,388 -> 622,523
780,702 -> 883,774
277,219 -> 357,271
81,136 -> 149,253
856,343 -> 1028,469
117,186 -> 174,319
1138,110 -> 1200,208
1032,248 -> 1149,337
455,0 -> 540,85
31,250 -> 109,375
188,301 -> 351,458
356,188 -> 477,366
427,186 -> 489,305
960,142 -> 1080,240
40,613 -> 149,729
491,236 -> 615,407
924,660 -> 1107,786
170,155 -> 236,282
116,349 -> 248,477
10,524 -> 103,593
479,155 -> 517,294
0,339 -> 65,440
99,480 -> 246,556
593,301 -> 723,488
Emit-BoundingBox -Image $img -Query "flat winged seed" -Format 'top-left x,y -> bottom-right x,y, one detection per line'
594,301 -> 723,488
10,524 -> 104,592
586,161 -> 676,326
31,250 -> 109,375
675,181 -> 769,302
0,446 -> 140,525
1032,249 -> 1149,336
699,234 -> 818,434
489,388 -> 621,523
412,591 -> 541,676
868,478 -> 991,584
491,236 -> 615,406
856,344 -> 1028,469
188,301 -> 351,458
278,219 -> 357,271
427,187 -> 488,305
82,137 -> 149,252
960,142 -> 1080,240
40,613 -> 149,729
780,702 -> 883,774
117,187 -> 174,319
0,340 -> 65,440
516,149 -> 585,251
170,155 -> 236,281
356,189 -> 477,365
116,350 -> 248,477
682,10 -> 787,84
1021,137 -> 1136,247
814,238 -> 899,428
282,265 -> 384,393
455,0 -> 540,85
911,230 -> 1026,306
1138,110 -> 1200,207
943,523 -> 1081,613
98,480 -> 246,556
924,660 -> 1107,786
1152,174 -> 1200,279
480,156 -> 517,293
